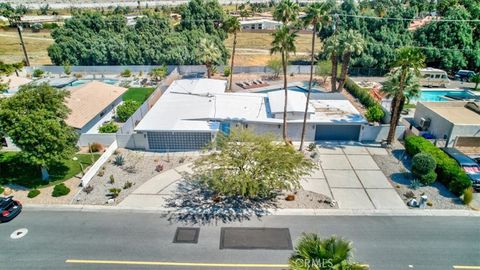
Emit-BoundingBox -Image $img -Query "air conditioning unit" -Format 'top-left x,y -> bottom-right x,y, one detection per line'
419,117 -> 431,129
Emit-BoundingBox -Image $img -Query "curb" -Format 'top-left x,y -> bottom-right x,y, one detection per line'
23,204 -> 480,217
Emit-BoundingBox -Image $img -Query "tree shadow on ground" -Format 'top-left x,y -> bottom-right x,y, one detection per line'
164,177 -> 277,225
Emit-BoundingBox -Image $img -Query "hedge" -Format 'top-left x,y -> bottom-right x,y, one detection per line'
344,77 -> 378,109
404,136 -> 471,195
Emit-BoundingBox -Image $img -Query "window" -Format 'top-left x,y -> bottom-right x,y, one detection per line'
441,75 -> 447,79
435,74 -> 441,79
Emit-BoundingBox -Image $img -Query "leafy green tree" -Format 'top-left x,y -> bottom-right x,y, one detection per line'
117,100 -> 140,122
383,47 -> 425,145
178,0 -> 227,39
63,63 -> 72,75
365,105 -> 385,123
271,25 -> 298,141
198,38 -> 222,78
193,128 -> 315,199
471,73 -> 480,90
289,233 -> 368,270
223,16 -> 241,91
273,0 -> 299,24
267,58 -> 282,79
0,84 -> 78,180
33,69 -> 45,78
299,2 -> 331,151
337,30 -> 365,92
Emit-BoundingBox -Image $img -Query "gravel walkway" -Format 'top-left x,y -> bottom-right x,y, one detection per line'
373,148 -> 468,210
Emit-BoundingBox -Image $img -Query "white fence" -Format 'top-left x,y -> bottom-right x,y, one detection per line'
80,140 -> 118,187
78,133 -> 117,147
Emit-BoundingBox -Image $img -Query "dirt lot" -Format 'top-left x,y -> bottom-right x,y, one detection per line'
0,29 -> 53,65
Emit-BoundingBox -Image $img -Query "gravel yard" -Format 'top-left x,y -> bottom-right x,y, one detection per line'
73,149 -> 198,205
373,148 -> 468,210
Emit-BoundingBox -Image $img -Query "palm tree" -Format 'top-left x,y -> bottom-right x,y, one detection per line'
223,16 -> 241,92
271,25 -> 298,142
337,30 -> 365,92
323,35 -> 340,92
289,233 -> 368,270
198,38 -> 221,79
382,69 -> 421,108
273,0 -> 299,24
299,2 -> 331,151
385,47 -> 425,145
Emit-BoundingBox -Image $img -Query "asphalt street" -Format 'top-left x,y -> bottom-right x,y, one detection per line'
0,210 -> 479,270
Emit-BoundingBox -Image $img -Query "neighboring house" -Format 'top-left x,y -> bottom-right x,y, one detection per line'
65,81 -> 127,134
240,19 -> 282,30
33,77 -> 77,88
1,75 -> 32,96
133,78 -> 367,151
413,101 -> 480,147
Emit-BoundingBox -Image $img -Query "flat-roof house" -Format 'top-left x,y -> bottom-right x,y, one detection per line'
240,19 -> 282,30
413,101 -> 480,147
134,78 -> 366,151
66,81 -> 127,133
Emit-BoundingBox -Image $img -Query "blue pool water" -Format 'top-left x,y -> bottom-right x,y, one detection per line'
413,90 -> 476,102
69,79 -> 118,87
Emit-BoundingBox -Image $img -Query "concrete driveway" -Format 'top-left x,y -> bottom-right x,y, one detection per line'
301,142 -> 407,210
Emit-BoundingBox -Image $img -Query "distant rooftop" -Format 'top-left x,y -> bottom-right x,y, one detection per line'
66,81 -> 127,129
421,101 -> 480,125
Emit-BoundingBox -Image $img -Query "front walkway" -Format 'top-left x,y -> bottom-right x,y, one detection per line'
119,142 -> 406,210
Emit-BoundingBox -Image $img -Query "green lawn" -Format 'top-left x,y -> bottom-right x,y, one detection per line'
122,87 -> 155,103
0,152 -> 100,188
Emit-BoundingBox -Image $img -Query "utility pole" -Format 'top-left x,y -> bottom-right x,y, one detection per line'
17,25 -> 30,66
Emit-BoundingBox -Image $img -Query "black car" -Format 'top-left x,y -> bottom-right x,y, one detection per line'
454,70 -> 476,82
443,148 -> 480,190
0,196 -> 22,223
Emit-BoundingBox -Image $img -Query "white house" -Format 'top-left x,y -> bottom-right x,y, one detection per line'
240,19 -> 282,30
133,78 -> 367,151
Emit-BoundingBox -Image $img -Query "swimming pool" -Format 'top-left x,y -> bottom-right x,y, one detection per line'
69,79 -> 119,87
413,90 -> 477,102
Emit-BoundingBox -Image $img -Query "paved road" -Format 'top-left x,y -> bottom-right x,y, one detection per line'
0,210 -> 479,270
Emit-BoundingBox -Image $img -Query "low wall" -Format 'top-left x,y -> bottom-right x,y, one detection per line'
359,124 -> 405,142
80,141 -> 118,187
78,133 -> 116,147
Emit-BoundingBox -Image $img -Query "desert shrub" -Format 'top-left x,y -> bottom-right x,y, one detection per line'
418,170 -> 437,185
409,179 -> 422,190
27,189 -> 40,198
109,175 -> 115,184
121,69 -> 132,77
83,185 -> 94,194
123,181 -> 133,189
33,69 -> 44,78
99,121 -> 119,133
31,23 -> 43,32
97,170 -> 105,177
89,142 -> 104,152
412,152 -> 437,185
404,136 -> 472,194
116,100 -> 140,122
109,188 -> 121,198
52,183 -> 70,197
114,155 -> 125,166
463,188 -> 473,205
365,105 -> 385,123
344,77 -> 377,108
267,58 -> 282,79
155,163 -> 164,172
43,22 -> 58,29
223,66 -> 231,77
307,143 -> 316,152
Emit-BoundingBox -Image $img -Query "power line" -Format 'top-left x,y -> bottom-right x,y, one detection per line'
336,13 -> 480,23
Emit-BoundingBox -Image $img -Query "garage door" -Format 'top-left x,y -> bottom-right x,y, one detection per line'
315,125 -> 360,141
147,131 -> 213,151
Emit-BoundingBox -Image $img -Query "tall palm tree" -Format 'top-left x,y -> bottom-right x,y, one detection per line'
382,69 -> 421,107
289,233 -> 368,270
299,2 -> 331,151
273,0 -> 300,24
385,47 -> 425,145
323,35 -> 340,92
223,16 -> 241,92
337,30 -> 365,92
198,38 -> 222,79
271,25 -> 298,142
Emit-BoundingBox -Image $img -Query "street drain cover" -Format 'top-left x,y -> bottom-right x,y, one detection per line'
173,227 -> 199,244
220,227 -> 292,250
10,228 -> 28,239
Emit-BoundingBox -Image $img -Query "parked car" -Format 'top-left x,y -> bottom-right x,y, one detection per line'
442,148 -> 480,190
0,196 -> 22,223
454,70 -> 476,82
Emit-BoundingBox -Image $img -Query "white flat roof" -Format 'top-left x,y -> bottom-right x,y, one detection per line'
135,79 -> 365,132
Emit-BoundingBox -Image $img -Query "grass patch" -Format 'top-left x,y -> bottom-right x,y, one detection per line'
0,29 -> 53,65
122,87 -> 155,103
404,103 -> 416,109
0,152 -> 100,189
